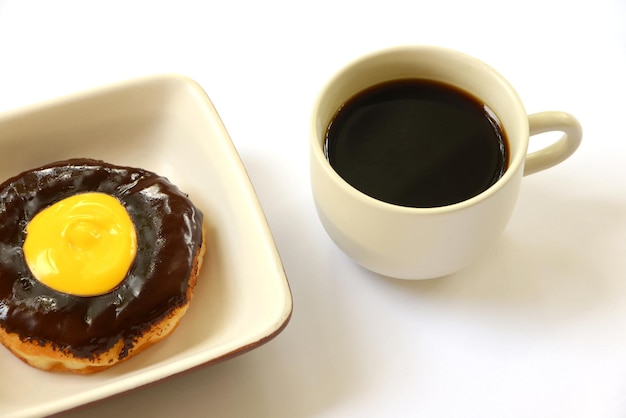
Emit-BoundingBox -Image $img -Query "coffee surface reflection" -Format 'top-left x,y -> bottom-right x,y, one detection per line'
325,79 -> 508,208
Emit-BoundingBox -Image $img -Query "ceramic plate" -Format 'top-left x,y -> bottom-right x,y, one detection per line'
0,74 -> 293,418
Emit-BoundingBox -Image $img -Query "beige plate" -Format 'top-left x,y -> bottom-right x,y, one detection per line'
0,74 -> 293,418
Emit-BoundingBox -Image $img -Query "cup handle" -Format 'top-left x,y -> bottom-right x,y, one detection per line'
524,111 -> 583,176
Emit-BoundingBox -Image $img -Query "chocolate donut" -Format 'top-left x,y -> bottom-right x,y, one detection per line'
0,158 -> 206,373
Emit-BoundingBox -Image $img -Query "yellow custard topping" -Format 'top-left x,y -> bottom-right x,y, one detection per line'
23,192 -> 137,296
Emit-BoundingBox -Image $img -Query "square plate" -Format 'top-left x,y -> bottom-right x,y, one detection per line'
0,74 -> 293,418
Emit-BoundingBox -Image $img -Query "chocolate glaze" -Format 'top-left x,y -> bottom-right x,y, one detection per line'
0,159 -> 204,359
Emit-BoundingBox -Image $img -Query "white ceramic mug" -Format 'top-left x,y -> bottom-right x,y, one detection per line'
310,46 -> 582,280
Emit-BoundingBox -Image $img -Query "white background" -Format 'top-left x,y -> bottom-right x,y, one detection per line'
1,0 -> 625,417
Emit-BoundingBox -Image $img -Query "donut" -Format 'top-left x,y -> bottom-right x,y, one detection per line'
0,158 -> 206,373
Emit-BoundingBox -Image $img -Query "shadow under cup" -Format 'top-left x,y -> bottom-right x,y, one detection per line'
310,46 -> 530,279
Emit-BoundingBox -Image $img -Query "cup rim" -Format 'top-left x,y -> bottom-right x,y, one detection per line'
311,44 -> 529,214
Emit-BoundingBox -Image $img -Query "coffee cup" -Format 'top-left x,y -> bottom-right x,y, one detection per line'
310,45 -> 582,280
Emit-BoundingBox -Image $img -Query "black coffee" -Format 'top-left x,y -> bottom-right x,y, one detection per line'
325,79 -> 508,208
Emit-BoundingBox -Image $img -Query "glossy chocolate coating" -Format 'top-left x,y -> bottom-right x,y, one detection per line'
0,159 -> 204,359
